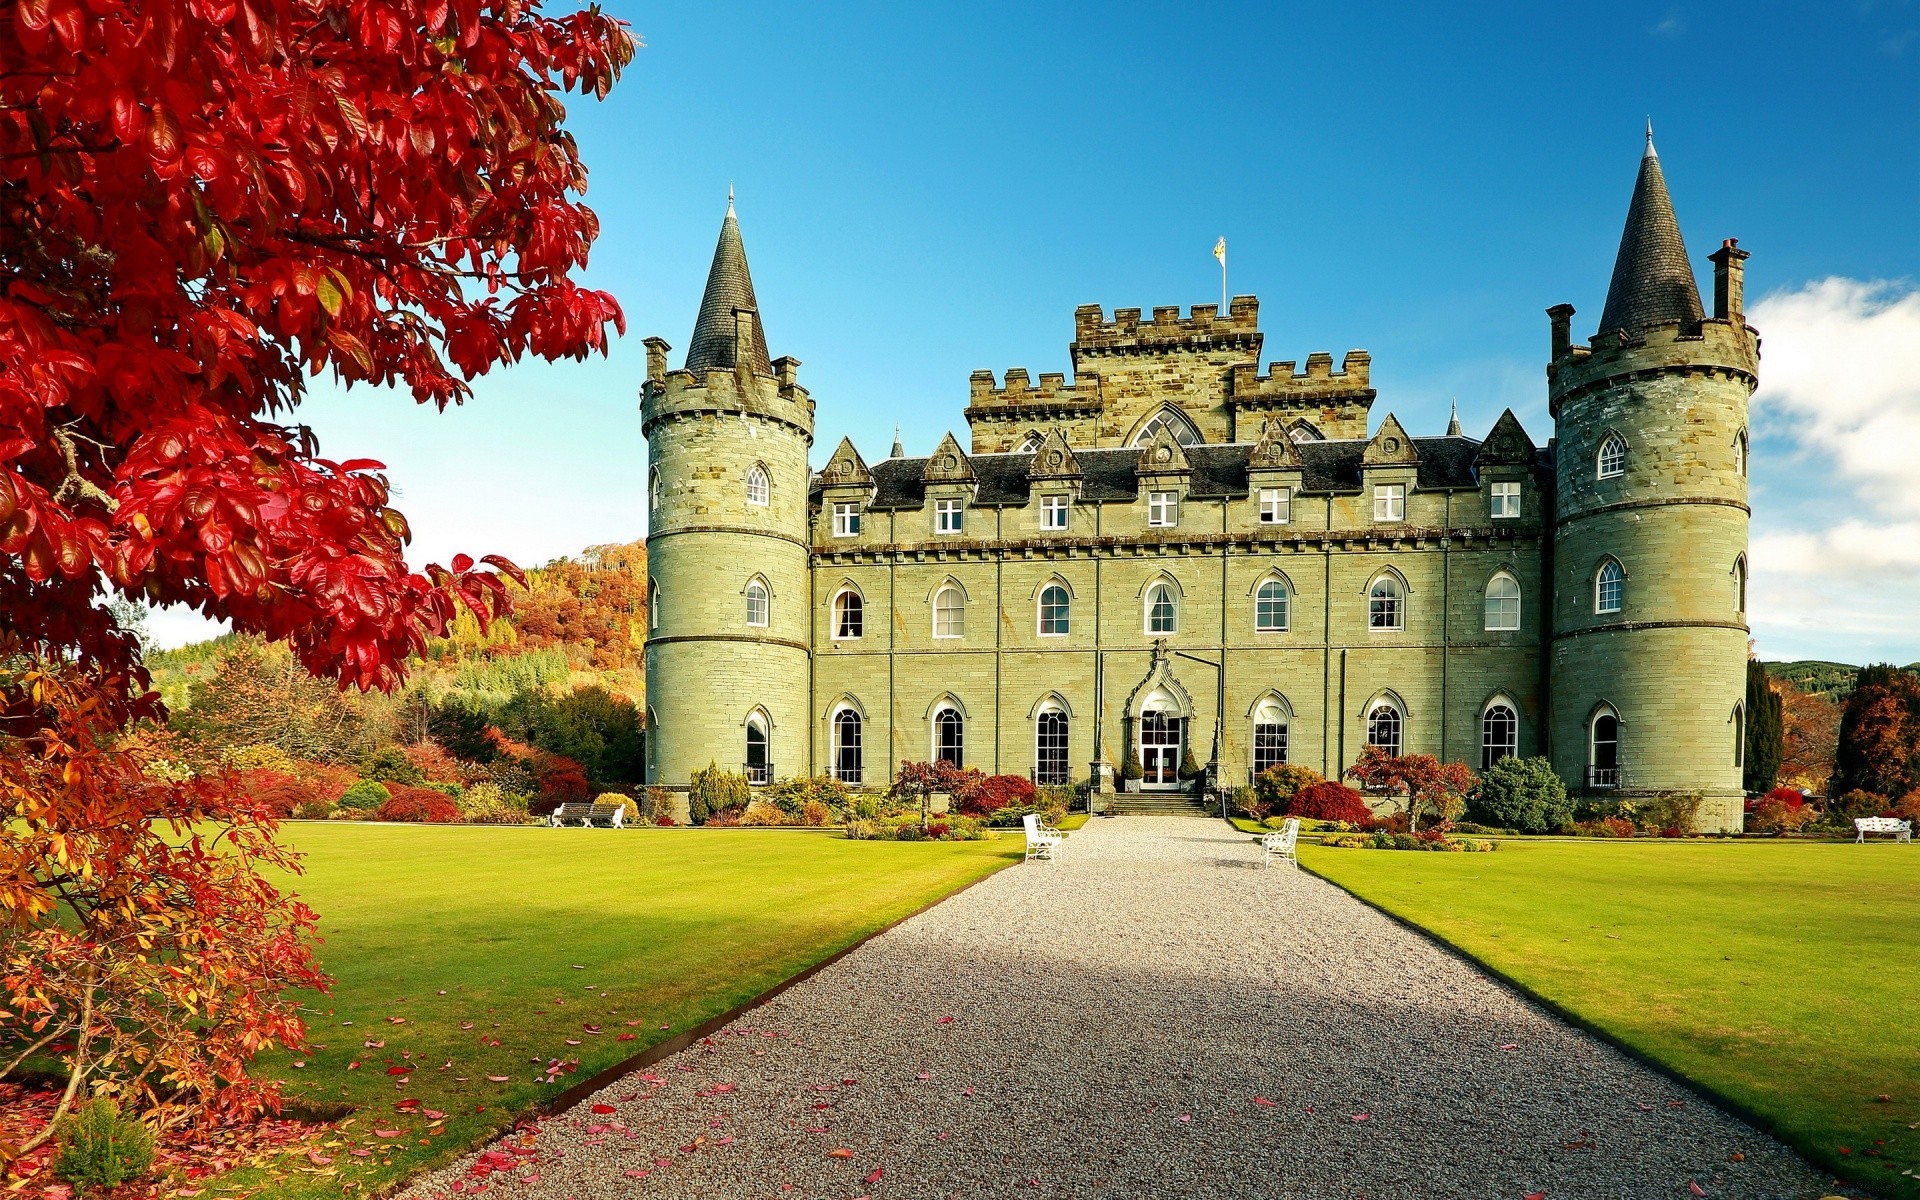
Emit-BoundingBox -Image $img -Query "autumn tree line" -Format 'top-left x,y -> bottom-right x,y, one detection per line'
1744,657 -> 1920,822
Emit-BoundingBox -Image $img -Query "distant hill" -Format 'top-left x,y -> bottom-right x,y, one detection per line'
1765,659 -> 1920,702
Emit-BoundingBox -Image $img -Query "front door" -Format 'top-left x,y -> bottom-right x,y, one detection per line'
1140,711 -> 1182,789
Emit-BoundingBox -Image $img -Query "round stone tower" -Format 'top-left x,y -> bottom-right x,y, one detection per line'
641,197 -> 814,799
1548,131 -> 1759,831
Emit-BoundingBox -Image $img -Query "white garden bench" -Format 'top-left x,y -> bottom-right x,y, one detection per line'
586,801 -> 626,829
1022,812 -> 1066,862
1260,818 -> 1300,868
1855,816 -> 1912,844
548,802 -> 592,827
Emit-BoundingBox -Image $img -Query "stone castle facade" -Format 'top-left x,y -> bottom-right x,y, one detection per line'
641,136 -> 1760,830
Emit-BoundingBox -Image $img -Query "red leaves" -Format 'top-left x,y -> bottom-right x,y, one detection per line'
589,1104 -> 615,1115
863,1168 -> 884,1184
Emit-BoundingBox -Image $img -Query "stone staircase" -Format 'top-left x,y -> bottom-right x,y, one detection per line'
1106,791 -> 1212,817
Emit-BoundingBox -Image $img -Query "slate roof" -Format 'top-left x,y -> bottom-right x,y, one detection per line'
1597,135 -> 1704,338
841,436 -> 1507,510
684,202 -> 774,374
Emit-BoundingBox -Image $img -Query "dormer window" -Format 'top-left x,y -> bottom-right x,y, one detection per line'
1147,491 -> 1179,528
935,498 -> 965,535
1373,484 -> 1405,523
1491,481 -> 1521,519
832,503 -> 861,537
1259,488 -> 1291,524
1042,495 -> 1069,530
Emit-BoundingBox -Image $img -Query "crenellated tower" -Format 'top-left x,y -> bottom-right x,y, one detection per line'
641,196 -> 815,801
1547,131 -> 1758,830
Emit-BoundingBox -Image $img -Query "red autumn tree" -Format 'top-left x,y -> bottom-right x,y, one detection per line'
1,0 -> 633,1145
1344,746 -> 1477,833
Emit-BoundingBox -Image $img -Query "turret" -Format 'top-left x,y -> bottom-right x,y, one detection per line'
1546,129 -> 1758,831
641,194 -> 815,806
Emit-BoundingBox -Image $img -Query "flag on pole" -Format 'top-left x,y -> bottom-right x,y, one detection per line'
1213,237 -> 1226,264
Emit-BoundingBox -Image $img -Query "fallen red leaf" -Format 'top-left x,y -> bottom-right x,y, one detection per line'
1688,1184 -> 1706,1197
828,1148 -> 855,1158
863,1167 -> 884,1184
385,1066 -> 410,1076
1523,1193 -> 1546,1200
1252,1096 -> 1276,1107
591,1104 -> 616,1114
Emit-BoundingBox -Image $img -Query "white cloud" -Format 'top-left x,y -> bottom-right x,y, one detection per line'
1747,278 -> 1920,663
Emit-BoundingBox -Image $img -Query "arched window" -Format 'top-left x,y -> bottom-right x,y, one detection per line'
1015,431 -> 1045,453
1145,582 -> 1178,635
833,709 -> 863,784
1038,585 -> 1070,636
1733,702 -> 1746,769
1287,421 -> 1324,444
1595,559 -> 1624,615
744,579 -> 769,628
745,464 -> 770,507
832,589 -> 864,640
934,706 -> 964,768
1734,430 -> 1748,477
1481,700 -> 1518,770
745,712 -> 770,784
1733,555 -> 1747,615
1368,574 -> 1405,631
649,467 -> 661,512
1484,572 -> 1521,632
1590,707 -> 1620,787
1365,699 -> 1404,757
1035,704 -> 1069,785
1252,698 -> 1289,776
1131,409 -> 1201,447
648,579 -> 660,630
933,585 -> 965,638
1255,579 -> 1290,633
1597,432 -> 1628,479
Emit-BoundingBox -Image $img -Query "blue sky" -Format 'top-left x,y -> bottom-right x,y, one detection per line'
151,2 -> 1920,663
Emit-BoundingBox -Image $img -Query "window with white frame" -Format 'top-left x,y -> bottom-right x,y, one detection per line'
1252,700 -> 1289,775
1491,481 -> 1521,519
1589,708 -> 1620,786
1368,575 -> 1405,631
1041,495 -> 1069,530
1145,582 -> 1178,635
1035,706 -> 1069,785
933,585 -> 965,638
935,498 -> 964,534
1147,491 -> 1179,527
1481,700 -> 1518,769
648,579 -> 659,630
1597,432 -> 1627,479
745,464 -> 770,507
1132,410 -> 1200,447
1038,584 -> 1070,636
1259,487 -> 1292,524
934,706 -> 964,768
649,467 -> 661,512
832,589 -> 864,639
1484,572 -> 1521,631
1373,484 -> 1406,522
832,503 -> 861,537
833,709 -> 863,784
1255,579 -> 1289,632
1366,701 -> 1404,757
1016,431 -> 1045,453
1595,559 -> 1624,615
745,713 -> 770,784
744,580 -> 769,628
1733,555 -> 1747,614
1734,430 -> 1748,477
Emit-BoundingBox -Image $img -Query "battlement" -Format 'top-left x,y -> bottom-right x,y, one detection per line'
966,367 -> 1102,411
1229,350 -> 1373,401
641,357 -> 815,439
1549,317 -> 1759,413
1071,295 -> 1262,355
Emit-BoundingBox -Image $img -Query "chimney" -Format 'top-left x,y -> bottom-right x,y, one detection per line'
1709,239 -> 1750,322
643,336 -> 671,385
1547,303 -> 1576,360
772,355 -> 801,390
733,309 -> 757,377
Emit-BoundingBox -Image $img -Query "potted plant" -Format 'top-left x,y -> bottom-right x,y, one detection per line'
1121,756 -> 1144,793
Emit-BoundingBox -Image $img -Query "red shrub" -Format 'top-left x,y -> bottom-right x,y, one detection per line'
240,769 -> 313,818
404,741 -> 471,786
926,822 -> 952,840
1285,782 -> 1374,824
1762,785 -> 1805,810
955,773 -> 1034,817
375,785 -> 461,823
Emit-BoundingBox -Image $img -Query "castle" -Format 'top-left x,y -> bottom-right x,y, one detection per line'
640,134 -> 1759,831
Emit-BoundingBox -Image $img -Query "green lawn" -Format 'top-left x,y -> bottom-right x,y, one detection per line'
1300,838 -> 1920,1198
218,824 -> 1018,1197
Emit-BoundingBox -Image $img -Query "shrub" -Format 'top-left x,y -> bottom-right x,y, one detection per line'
376,785 -> 462,823
1466,756 -> 1571,834
1253,764 -> 1324,817
404,740 -> 472,785
643,786 -> 679,826
1575,816 -> 1637,838
765,774 -> 853,821
591,791 -> 637,824
337,779 -> 392,812
293,799 -> 335,820
925,821 -> 950,839
1641,790 -> 1704,835
222,743 -> 298,774
1286,781 -> 1373,824
843,818 -> 881,840
240,768 -> 314,818
1748,795 -> 1816,834
1261,815 -> 1291,830
1321,832 -> 1496,852
1121,756 -> 1145,782
361,745 -> 426,786
53,1098 -> 155,1191
1177,744 -> 1204,782
1831,788 -> 1887,821
1895,790 -> 1920,825
741,799 -> 787,826
955,773 -> 1034,817
687,761 -> 750,825
799,799 -> 833,827
459,783 -> 529,825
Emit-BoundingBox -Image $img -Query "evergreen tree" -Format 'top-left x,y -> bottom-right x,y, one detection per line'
1743,660 -> 1784,794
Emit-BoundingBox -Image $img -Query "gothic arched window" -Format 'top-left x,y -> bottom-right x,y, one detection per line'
1595,558 -> 1625,615
1255,579 -> 1290,632
1038,585 -> 1070,636
1365,699 -> 1404,757
832,589 -> 864,640
1035,703 -> 1069,785
1481,700 -> 1518,770
745,464 -> 770,507
934,705 -> 965,768
1130,409 -> 1201,447
833,709 -> 863,784
744,579 -> 769,628
1145,582 -> 1178,635
1368,575 -> 1405,631
1589,707 -> 1621,787
933,585 -> 965,638
1484,572 -> 1521,631
1597,432 -> 1628,479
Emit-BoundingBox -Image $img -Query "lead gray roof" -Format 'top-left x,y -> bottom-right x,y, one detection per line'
1597,137 -> 1704,338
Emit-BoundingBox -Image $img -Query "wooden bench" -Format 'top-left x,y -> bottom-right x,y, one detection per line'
586,801 -> 626,829
1855,816 -> 1912,844
548,802 -> 592,828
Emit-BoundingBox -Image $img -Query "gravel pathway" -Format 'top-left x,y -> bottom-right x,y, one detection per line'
404,817 -> 1847,1200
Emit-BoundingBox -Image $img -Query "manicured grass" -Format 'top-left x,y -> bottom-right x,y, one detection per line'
1300,839 -> 1920,1198
217,824 -> 1018,1197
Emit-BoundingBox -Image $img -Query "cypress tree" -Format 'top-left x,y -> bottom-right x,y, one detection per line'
1743,660 -> 1784,794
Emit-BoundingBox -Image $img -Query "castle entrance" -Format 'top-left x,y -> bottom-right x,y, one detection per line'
1140,710 -> 1183,790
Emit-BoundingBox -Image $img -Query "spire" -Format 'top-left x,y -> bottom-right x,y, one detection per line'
890,425 -> 905,459
1446,400 -> 1463,437
1597,126 -> 1703,338
685,192 -> 772,375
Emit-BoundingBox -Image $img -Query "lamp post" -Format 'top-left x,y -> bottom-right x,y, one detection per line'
1173,649 -> 1227,819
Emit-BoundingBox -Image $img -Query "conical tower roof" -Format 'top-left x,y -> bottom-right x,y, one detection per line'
1597,128 -> 1703,338
685,193 -> 773,374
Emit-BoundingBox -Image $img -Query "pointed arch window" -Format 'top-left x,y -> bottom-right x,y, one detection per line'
1595,558 -> 1624,615
649,467 -> 662,513
1038,584 -> 1071,636
1145,582 -> 1178,635
1484,572 -> 1521,631
745,464 -> 770,507
1732,702 -> 1746,770
1597,432 -> 1628,479
832,589 -> 864,640
1131,409 -> 1201,447
1368,574 -> 1405,631
745,712 -> 770,784
1734,429 -> 1749,477
1589,707 -> 1620,787
1252,698 -> 1290,776
933,585 -> 965,638
1481,699 -> 1518,770
833,709 -> 863,784
1733,555 -> 1748,615
648,579 -> 660,631
1035,701 -> 1069,785
744,579 -> 769,628
1365,698 -> 1404,757
934,705 -> 965,768
1255,579 -> 1290,633
1016,431 -> 1045,453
